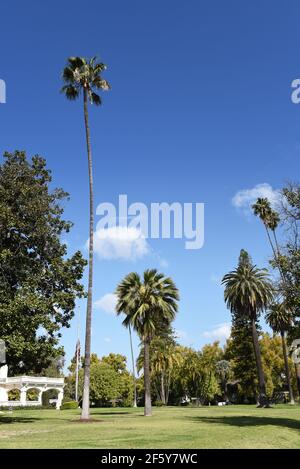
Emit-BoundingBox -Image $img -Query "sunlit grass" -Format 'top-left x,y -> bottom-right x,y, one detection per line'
0,404 -> 299,448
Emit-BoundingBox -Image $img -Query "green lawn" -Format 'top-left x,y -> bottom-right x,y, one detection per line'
0,405 -> 299,449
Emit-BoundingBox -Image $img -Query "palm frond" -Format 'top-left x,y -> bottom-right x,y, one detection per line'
60,85 -> 79,100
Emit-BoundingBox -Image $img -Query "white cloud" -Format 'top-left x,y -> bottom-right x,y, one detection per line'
90,226 -> 150,261
156,255 -> 169,268
232,183 -> 280,215
94,293 -> 117,315
202,323 -> 231,342
104,337 -> 111,343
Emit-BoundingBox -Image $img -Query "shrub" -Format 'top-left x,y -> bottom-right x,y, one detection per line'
61,401 -> 79,410
0,405 -> 47,411
154,400 -> 165,407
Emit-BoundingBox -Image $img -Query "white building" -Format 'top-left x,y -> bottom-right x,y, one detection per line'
0,365 -> 64,409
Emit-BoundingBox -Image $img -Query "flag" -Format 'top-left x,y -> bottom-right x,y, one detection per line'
75,339 -> 80,363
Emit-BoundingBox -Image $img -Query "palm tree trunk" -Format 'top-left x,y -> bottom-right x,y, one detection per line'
224,380 -> 228,402
272,229 -> 281,258
280,330 -> 295,404
165,371 -> 171,405
264,225 -> 277,260
251,318 -> 268,407
129,324 -> 137,407
161,373 -> 166,405
295,364 -> 300,400
81,88 -> 94,420
143,338 -> 152,416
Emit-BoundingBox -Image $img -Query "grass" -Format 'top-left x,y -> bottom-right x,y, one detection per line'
0,405 -> 299,449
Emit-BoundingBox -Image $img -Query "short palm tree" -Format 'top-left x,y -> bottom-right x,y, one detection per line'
266,302 -> 295,404
222,250 -> 273,407
116,269 -> 179,416
61,56 -> 110,420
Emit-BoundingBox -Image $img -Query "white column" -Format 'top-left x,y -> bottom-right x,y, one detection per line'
20,387 -> 27,405
0,386 -> 8,403
38,389 -> 43,405
56,389 -> 63,409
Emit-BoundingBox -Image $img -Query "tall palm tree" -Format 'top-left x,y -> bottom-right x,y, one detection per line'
222,250 -> 273,407
252,198 -> 279,259
61,56 -> 110,420
266,303 -> 295,404
253,197 -> 300,399
116,269 -> 179,416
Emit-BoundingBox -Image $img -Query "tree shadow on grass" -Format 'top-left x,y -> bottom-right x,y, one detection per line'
190,415 -> 300,432
91,411 -> 132,416
0,416 -> 42,424
0,413 -> 75,424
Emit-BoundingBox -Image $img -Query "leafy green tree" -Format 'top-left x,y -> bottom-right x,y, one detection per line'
222,250 -> 274,407
0,151 -> 86,374
201,342 -> 224,367
265,303 -> 295,404
253,187 -> 300,398
89,362 -> 120,406
116,269 -> 179,416
66,353 -> 134,406
137,332 -> 182,405
260,333 -> 297,399
102,353 -> 127,373
39,356 -> 64,378
61,56 -> 110,420
224,315 -> 259,403
216,360 -> 231,402
179,348 -> 220,404
275,185 -> 300,311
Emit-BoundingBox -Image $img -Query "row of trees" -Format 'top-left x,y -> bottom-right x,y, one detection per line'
1,150 -> 299,412
222,186 -> 300,407
1,150 -> 299,414
64,332 -> 298,407
1,52 -> 299,418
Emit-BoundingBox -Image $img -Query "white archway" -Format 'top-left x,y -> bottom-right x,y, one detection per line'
0,366 -> 64,409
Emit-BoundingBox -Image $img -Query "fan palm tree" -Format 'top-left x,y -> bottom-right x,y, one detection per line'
266,303 -> 295,404
61,56 -> 110,420
116,269 -> 179,416
222,250 -> 274,407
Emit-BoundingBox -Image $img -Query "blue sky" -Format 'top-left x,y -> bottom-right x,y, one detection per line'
1,0 -> 300,371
